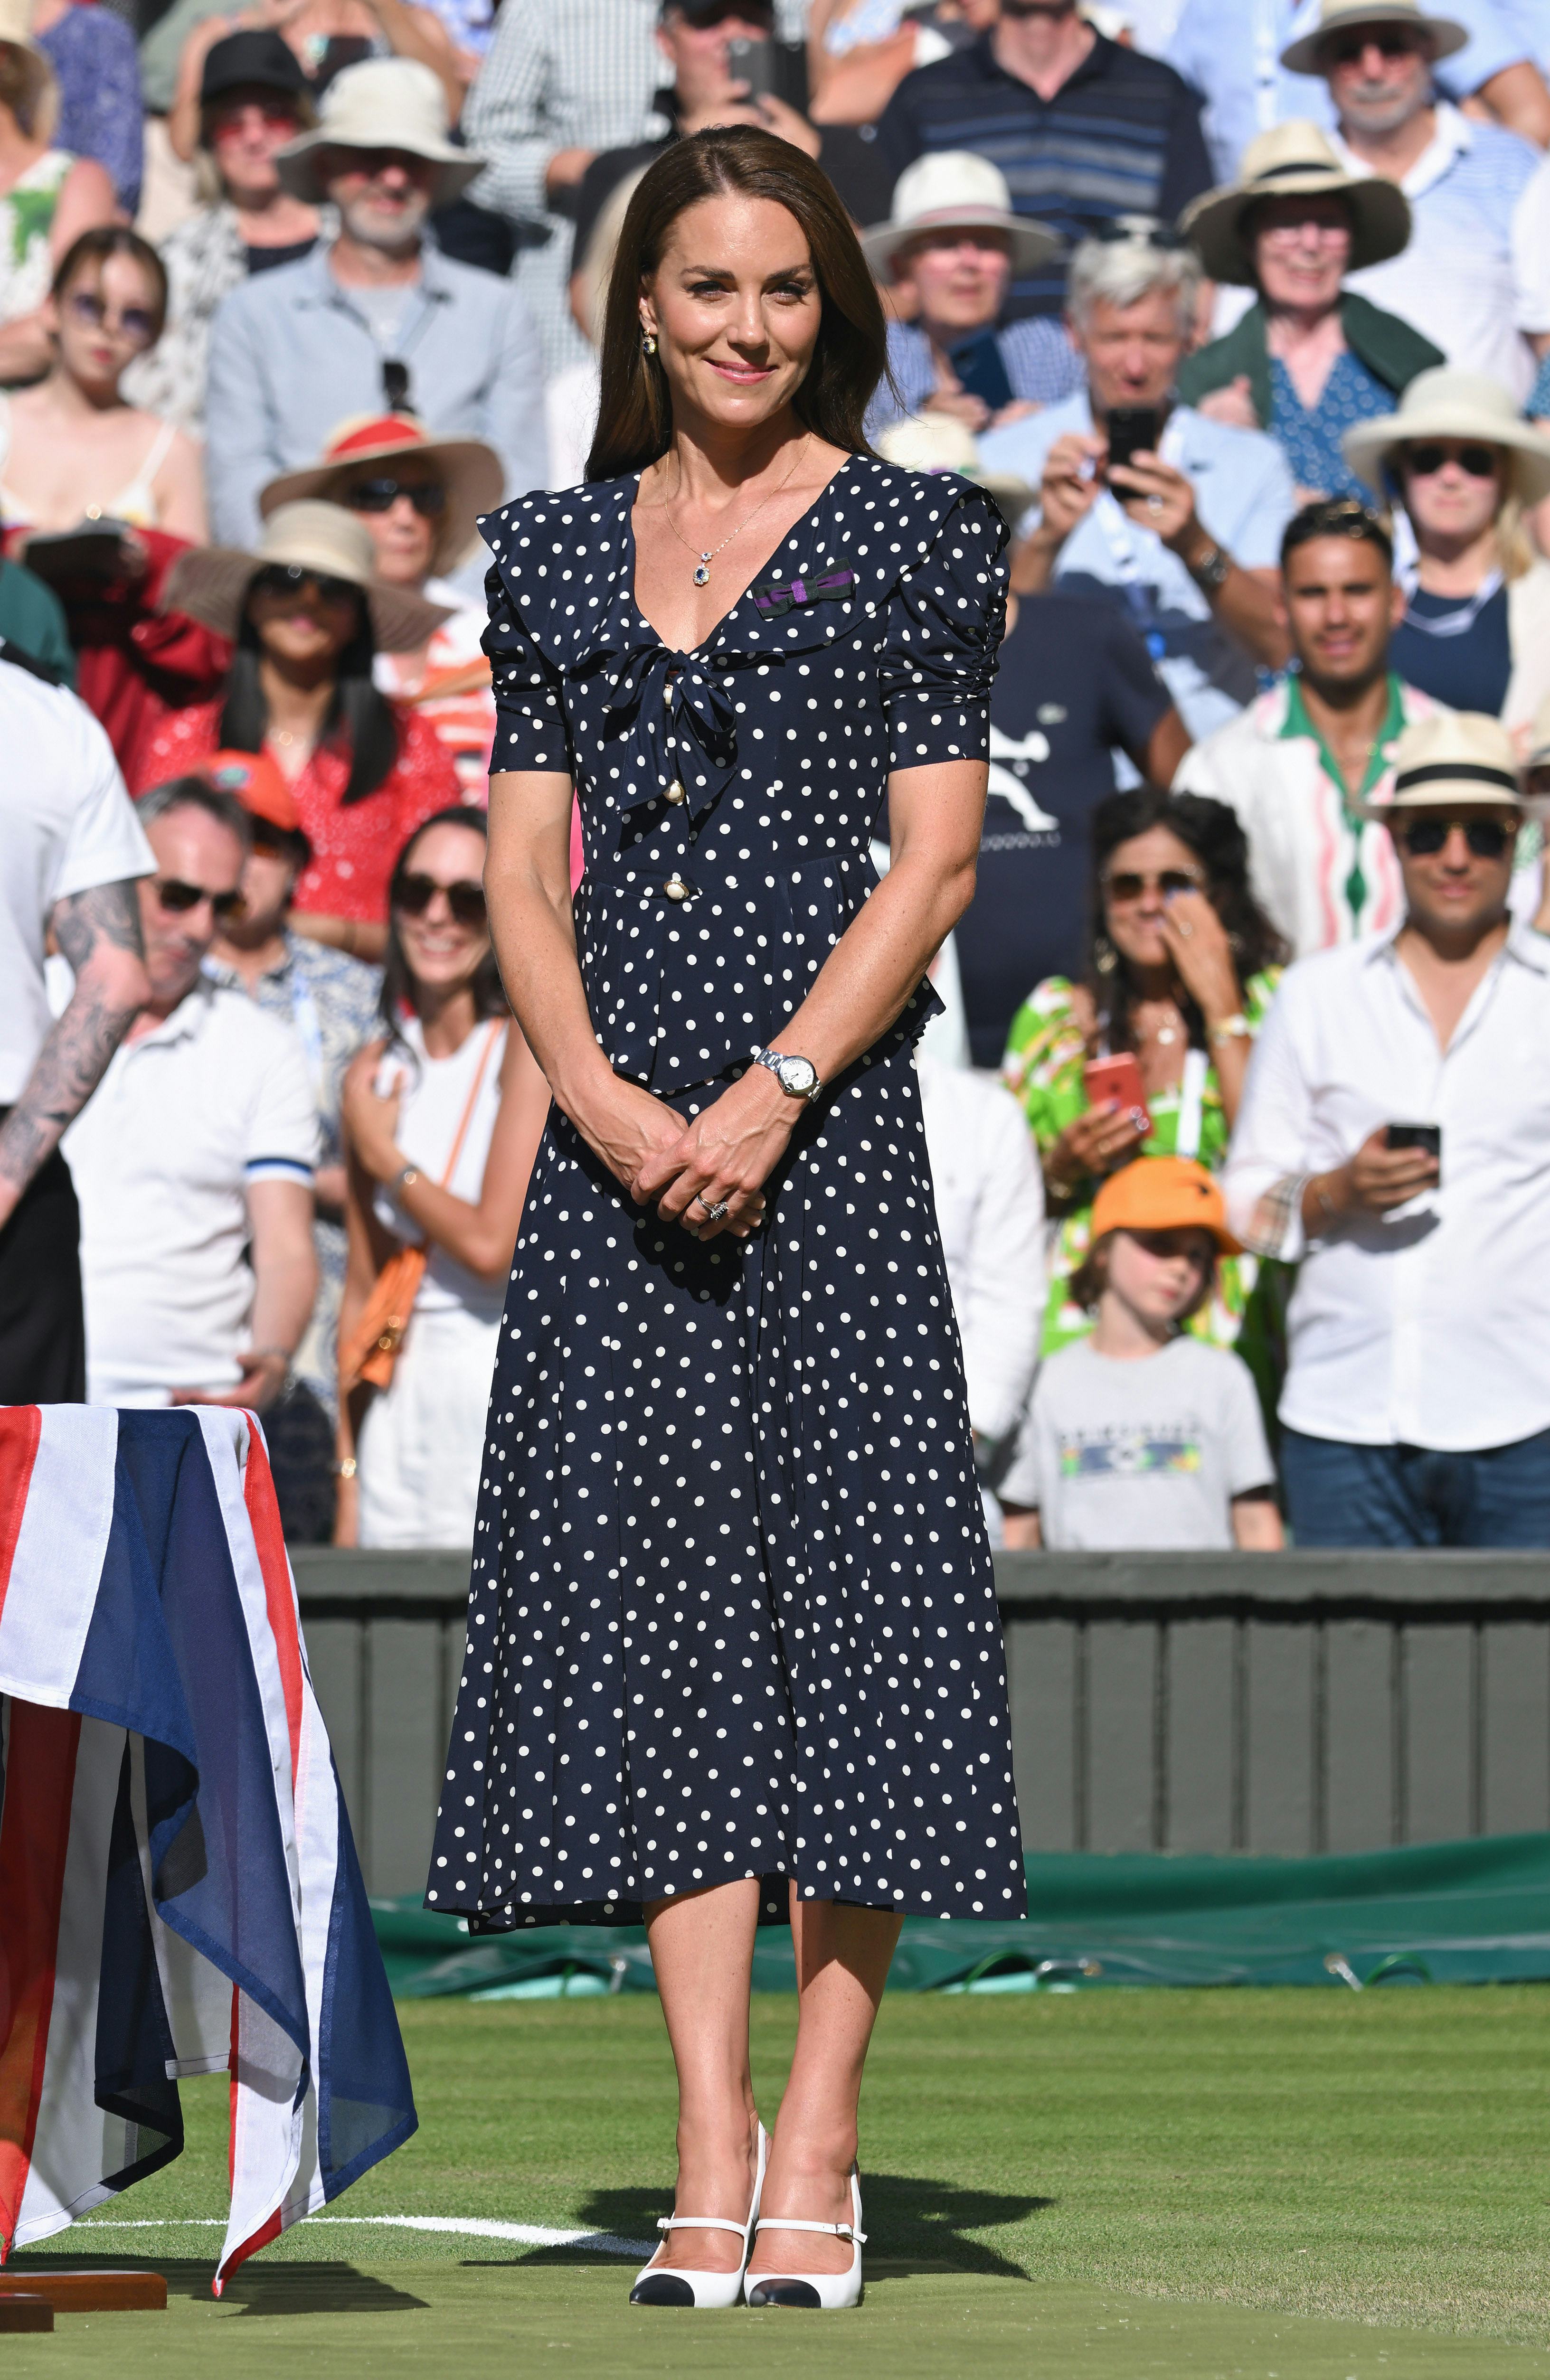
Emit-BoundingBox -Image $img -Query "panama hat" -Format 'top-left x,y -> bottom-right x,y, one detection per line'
1360,711 -> 1526,821
274,58 -> 483,207
1179,120 -> 1411,286
162,500 -> 453,653
1280,0 -> 1467,75
259,413 -> 502,577
1342,367 -> 1550,508
1090,1157 -> 1241,1257
860,152 -> 1061,283
874,413 -> 1036,530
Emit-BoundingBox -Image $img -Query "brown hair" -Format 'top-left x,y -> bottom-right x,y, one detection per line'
1069,1228 -> 1216,1321
53,226 -> 170,347
587,124 -> 888,481
0,39 -> 55,140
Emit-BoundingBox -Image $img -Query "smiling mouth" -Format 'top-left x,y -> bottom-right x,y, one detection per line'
708,359 -> 775,382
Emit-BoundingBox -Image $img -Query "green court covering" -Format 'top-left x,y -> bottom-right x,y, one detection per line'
374,1831 -> 1550,1996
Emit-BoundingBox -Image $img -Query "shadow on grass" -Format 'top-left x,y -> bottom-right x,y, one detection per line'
5,2254 -> 428,2319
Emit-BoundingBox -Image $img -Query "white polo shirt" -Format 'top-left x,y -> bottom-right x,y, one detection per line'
0,662 -> 152,1104
63,979 -> 319,1404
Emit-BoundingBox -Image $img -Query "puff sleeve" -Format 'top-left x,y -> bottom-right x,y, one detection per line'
481,561 -> 574,776
879,483 -> 1009,772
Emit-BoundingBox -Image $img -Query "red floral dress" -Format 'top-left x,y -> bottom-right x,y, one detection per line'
133,698 -> 461,923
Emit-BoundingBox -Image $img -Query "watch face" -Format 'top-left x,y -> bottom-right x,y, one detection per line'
777,1055 -> 819,1098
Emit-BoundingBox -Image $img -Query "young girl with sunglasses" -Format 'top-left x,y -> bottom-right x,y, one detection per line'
336,806 -> 549,1550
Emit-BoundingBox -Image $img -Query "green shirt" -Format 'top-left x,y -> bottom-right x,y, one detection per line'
0,557 -> 76,690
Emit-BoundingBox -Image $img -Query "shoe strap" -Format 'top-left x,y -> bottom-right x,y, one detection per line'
657,2215 -> 749,2237
752,2217 -> 864,2242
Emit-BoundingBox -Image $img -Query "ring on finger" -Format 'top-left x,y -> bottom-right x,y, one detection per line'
693,1194 -> 729,1221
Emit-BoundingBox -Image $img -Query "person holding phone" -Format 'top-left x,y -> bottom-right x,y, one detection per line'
1003,784 -> 1286,1387
1225,711 -> 1550,1549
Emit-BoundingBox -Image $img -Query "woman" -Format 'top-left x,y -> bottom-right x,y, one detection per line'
168,0 -> 460,156
1344,367 -> 1550,733
137,502 -> 461,959
1,229 -> 205,539
0,0 -> 111,388
260,412 -> 502,799
1003,786 -> 1286,1386
429,125 -> 1023,2311
1178,122 -> 1441,504
337,808 -> 548,1549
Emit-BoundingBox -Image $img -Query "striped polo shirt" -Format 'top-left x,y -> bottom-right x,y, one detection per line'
875,29 -> 1214,316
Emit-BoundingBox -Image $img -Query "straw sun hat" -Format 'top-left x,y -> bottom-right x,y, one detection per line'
162,501 -> 453,653
274,57 -> 483,207
1359,711 -> 1527,822
1180,121 -> 1411,287
1279,0 -> 1467,76
1342,367 -> 1550,508
873,412 -> 1036,530
860,152 -> 1061,283
259,413 -> 502,579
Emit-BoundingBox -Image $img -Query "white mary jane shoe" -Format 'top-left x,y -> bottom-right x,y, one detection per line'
629,2121 -> 769,2308
744,2165 -> 866,2310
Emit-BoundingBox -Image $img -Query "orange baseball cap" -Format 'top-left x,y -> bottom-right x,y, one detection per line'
202,749 -> 302,836
1090,1156 -> 1240,1255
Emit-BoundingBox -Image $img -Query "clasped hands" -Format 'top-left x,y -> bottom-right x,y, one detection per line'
1039,430 -> 1200,555
586,1066 -> 799,1243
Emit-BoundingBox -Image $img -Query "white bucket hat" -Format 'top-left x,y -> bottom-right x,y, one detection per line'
274,58 -> 483,208
860,152 -> 1061,284
1180,120 -> 1411,286
874,413 -> 1036,530
1360,710 -> 1526,821
162,500 -> 454,653
1280,0 -> 1467,75
1342,367 -> 1550,508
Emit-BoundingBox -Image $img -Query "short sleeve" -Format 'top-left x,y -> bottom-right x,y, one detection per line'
879,486 -> 1009,772
482,562 -> 574,776
244,1013 -> 320,1187
53,705 -> 153,903
1219,1350 -> 1276,1498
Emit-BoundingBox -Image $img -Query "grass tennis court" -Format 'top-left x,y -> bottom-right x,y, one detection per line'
10,1989 -> 1550,2378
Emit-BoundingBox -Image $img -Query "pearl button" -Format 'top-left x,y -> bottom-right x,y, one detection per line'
664,875 -> 689,902
665,781 -> 686,805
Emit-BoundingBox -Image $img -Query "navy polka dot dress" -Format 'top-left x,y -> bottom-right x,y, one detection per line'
426,457 -> 1028,1931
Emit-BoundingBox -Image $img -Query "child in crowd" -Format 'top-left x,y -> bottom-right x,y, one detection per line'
1001,1157 -> 1282,1552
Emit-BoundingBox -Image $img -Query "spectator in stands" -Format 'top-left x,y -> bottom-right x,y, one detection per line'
875,0 -> 1213,319
139,501 -> 459,960
1168,0 -> 1550,185
861,152 -> 1079,437
204,59 -> 547,548
32,0 -> 142,215
0,646 -> 149,1401
549,162 -> 643,490
808,0 -> 998,129
158,0 -> 462,141
0,539 -> 73,683
124,34 -> 328,439
337,808 -> 548,1549
1293,0 -> 1546,396
1344,367 -> 1550,728
1176,122 -> 1443,502
1004,786 -> 1286,1390
204,747 -> 381,1542
261,413 -> 501,800
1175,499 -> 1447,956
0,0 -> 111,388
982,230 -> 1295,742
1225,710 -> 1550,1548
1000,1156 -> 1282,1551
63,776 -> 319,1412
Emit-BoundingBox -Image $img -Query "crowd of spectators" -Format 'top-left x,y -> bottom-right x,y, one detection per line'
7,0 -> 1550,1558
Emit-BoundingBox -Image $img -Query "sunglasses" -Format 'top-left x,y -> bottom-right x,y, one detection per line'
249,563 -> 360,606
1103,867 -> 1204,902
345,476 -> 447,517
156,876 -> 246,919
394,873 -> 487,925
66,288 -> 156,348
1398,817 -> 1514,857
1403,443 -> 1499,480
210,100 -> 301,136
1326,28 -> 1423,61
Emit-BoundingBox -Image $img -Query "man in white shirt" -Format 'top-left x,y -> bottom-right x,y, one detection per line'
64,778 -> 320,1411
0,650 -> 151,1401
1223,711 -> 1550,1545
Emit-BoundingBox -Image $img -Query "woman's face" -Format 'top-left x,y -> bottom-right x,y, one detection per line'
51,253 -> 160,394
1251,194 -> 1352,315
208,84 -> 303,207
393,821 -> 491,996
892,227 -> 1011,339
1400,439 -> 1506,548
246,567 -> 361,668
339,453 -> 442,589
1101,825 -> 1209,970
641,193 -> 822,437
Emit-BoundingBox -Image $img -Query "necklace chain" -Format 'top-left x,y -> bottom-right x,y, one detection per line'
659,436 -> 810,586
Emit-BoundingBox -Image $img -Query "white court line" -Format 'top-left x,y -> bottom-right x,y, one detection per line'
74,2215 -> 652,2258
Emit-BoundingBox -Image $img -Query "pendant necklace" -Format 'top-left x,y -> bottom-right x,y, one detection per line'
661,435 -> 809,586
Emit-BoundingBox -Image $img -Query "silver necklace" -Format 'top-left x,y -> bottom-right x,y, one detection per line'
660,436 -> 809,587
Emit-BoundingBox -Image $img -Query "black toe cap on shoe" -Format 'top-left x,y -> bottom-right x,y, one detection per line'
746,2278 -> 822,2308
629,2273 -> 697,2306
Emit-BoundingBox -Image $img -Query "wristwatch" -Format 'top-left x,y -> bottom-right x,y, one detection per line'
752,1046 -> 823,1102
1207,1012 -> 1251,1043
1187,538 -> 1231,593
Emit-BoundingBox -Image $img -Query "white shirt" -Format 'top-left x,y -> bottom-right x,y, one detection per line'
0,663 -> 151,1103
917,1055 -> 1047,1451
1222,920 -> 1550,1451
64,979 -> 319,1403
370,1016 -> 507,1325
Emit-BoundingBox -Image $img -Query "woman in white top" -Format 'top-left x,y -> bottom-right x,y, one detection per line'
1,227 -> 206,540
337,805 -> 549,1547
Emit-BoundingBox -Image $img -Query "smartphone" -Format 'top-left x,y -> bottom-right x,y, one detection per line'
727,35 -> 778,99
1084,1053 -> 1151,1138
947,327 -> 1015,413
1386,1122 -> 1442,1159
1105,406 -> 1161,474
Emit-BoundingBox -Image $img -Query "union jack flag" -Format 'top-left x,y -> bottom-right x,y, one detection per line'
0,1404 -> 416,2293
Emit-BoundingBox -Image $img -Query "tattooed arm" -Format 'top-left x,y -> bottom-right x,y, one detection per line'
0,879 -> 150,1230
